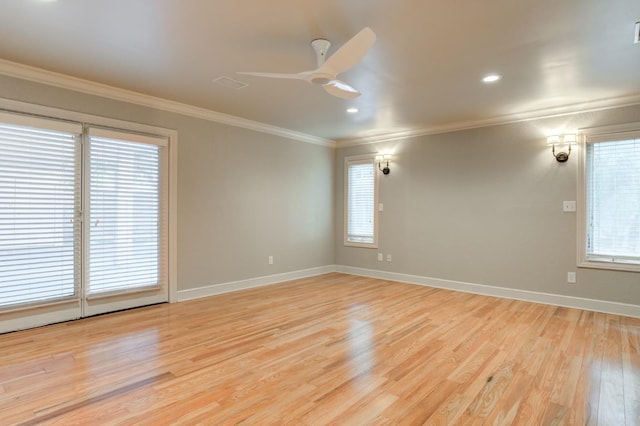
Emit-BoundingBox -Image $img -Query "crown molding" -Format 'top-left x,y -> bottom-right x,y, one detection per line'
337,93 -> 640,148
0,59 -> 335,148
4,59 -> 639,150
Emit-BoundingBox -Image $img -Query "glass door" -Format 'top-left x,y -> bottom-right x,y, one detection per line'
82,128 -> 168,317
0,113 -> 168,333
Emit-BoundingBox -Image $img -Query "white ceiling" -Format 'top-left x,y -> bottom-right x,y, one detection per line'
1,0 -> 639,142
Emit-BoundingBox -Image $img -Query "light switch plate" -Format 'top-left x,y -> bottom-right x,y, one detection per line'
563,201 -> 576,212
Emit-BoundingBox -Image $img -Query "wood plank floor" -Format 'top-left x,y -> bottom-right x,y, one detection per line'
1,273 -> 639,425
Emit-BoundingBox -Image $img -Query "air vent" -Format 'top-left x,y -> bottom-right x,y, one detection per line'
635,21 -> 640,44
213,76 -> 248,90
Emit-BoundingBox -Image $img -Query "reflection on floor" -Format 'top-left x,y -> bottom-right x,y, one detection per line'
1,272 -> 639,424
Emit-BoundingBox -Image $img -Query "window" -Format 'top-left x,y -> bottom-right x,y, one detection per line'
579,124 -> 640,272
344,156 -> 378,247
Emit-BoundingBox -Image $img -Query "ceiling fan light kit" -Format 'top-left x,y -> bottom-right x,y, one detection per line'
238,27 -> 376,99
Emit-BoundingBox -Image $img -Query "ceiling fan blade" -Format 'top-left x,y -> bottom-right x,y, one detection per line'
323,80 -> 361,99
319,27 -> 376,76
237,71 -> 309,80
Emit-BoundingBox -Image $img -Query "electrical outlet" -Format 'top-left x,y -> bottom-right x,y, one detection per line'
635,21 -> 640,44
379,203 -> 384,212
378,253 -> 383,261
567,272 -> 576,284
562,201 -> 576,212
386,254 -> 392,262
268,255 -> 273,265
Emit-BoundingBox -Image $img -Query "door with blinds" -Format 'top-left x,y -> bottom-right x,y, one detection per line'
0,113 -> 169,333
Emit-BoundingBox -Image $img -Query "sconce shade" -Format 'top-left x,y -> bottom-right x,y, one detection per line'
547,133 -> 577,163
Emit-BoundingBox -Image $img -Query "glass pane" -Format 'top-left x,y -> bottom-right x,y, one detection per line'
0,123 -> 79,308
88,136 -> 160,294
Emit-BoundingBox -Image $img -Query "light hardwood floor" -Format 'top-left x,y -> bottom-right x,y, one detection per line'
1,273 -> 639,425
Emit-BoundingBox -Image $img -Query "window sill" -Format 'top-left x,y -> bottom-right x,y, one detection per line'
578,260 -> 640,273
344,241 -> 378,249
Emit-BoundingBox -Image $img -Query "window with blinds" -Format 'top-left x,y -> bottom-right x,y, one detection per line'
585,134 -> 640,267
0,114 -> 82,310
345,157 -> 378,247
86,129 -> 166,296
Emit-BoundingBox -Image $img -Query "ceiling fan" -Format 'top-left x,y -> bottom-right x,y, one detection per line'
238,27 -> 376,99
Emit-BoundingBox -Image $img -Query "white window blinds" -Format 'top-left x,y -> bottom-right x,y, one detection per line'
586,137 -> 640,264
0,114 -> 82,309
346,159 -> 377,245
87,128 -> 167,295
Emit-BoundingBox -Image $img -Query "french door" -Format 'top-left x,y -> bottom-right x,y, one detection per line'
0,112 -> 168,333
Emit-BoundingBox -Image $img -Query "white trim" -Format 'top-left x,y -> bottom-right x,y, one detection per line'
0,304 -> 81,334
5,59 -> 640,150
335,266 -> 640,319
580,122 -> 640,138
337,94 -> 640,147
0,59 -> 335,148
168,126 -> 179,304
176,266 -> 336,302
0,110 -> 82,134
577,133 -> 589,273
177,264 -> 640,318
84,293 -> 168,318
0,98 -> 174,138
88,127 -> 168,147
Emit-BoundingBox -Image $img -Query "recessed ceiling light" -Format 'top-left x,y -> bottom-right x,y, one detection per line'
346,107 -> 359,114
482,74 -> 502,83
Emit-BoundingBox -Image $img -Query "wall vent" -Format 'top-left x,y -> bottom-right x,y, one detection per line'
213,76 -> 248,90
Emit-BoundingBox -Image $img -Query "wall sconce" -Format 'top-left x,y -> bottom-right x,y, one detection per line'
375,154 -> 392,175
547,133 -> 577,162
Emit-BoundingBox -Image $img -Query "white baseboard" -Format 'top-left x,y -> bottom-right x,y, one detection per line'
176,265 -> 337,302
175,264 -> 640,318
335,265 -> 640,318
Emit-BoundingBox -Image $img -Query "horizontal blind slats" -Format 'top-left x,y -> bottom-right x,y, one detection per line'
0,119 -> 79,309
87,133 -> 161,295
347,161 -> 376,244
586,137 -> 640,261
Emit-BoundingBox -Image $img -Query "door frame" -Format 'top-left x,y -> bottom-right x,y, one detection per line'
0,98 -> 178,333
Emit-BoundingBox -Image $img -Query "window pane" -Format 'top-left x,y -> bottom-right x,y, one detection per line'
347,161 -> 376,244
88,135 -> 161,294
0,122 -> 79,309
586,138 -> 640,262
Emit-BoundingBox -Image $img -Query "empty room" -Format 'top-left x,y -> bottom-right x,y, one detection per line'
1,0 -> 640,424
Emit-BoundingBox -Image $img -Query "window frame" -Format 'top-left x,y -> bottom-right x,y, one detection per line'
344,154 -> 379,249
577,122 -> 640,273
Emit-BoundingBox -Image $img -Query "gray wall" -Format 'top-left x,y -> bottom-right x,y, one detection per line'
336,104 -> 640,305
0,74 -> 335,291
2,72 -> 638,305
